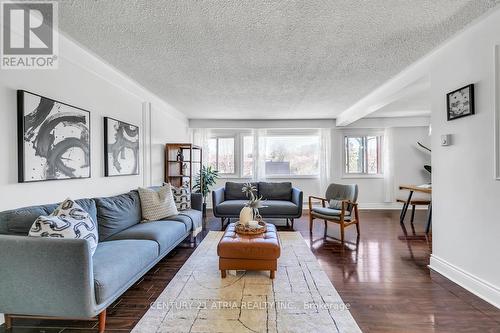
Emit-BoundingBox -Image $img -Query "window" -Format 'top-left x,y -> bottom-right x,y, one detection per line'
264,135 -> 319,177
208,137 -> 235,174
242,136 -> 253,177
344,135 -> 382,175
206,131 -> 321,178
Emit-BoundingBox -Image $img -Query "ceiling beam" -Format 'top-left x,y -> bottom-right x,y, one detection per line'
335,57 -> 432,126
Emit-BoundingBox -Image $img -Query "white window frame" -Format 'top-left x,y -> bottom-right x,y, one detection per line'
240,134 -> 254,179
208,135 -> 237,177
342,130 -> 384,179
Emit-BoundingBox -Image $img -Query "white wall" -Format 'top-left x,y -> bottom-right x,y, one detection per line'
150,105 -> 190,186
0,34 -> 189,211
426,7 -> 500,307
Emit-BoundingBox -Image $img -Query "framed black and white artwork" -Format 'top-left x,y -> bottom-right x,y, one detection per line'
104,117 -> 140,177
447,84 -> 475,121
17,90 -> 91,183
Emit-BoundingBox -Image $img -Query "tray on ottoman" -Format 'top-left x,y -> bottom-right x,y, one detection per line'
217,222 -> 281,279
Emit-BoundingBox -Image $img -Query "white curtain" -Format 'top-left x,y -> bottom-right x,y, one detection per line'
192,128 -> 212,165
252,129 -> 268,181
383,127 -> 395,203
319,128 -> 332,194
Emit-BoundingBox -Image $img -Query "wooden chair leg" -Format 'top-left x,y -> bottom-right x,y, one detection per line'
98,310 -> 106,333
309,213 -> 314,232
340,223 -> 345,243
355,206 -> 360,236
221,270 -> 226,278
290,218 -> 294,229
270,270 -> 275,279
221,218 -> 225,230
4,314 -> 12,330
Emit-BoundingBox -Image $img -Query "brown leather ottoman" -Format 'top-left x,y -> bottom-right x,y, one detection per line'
217,223 -> 281,279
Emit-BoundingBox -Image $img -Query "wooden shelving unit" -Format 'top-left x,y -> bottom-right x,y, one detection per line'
165,143 -> 202,191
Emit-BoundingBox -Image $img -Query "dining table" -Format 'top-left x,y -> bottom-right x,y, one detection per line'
399,184 -> 432,236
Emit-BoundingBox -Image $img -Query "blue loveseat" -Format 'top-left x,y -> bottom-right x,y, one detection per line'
0,189 -> 202,332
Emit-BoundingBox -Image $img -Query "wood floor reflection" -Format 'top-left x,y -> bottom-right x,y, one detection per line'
3,210 -> 500,332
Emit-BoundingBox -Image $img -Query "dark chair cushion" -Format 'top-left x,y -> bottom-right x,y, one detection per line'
311,207 -> 352,221
224,182 -> 258,200
93,239 -> 158,304
95,191 -> 142,240
259,200 -> 299,215
259,182 -> 292,201
215,200 -> 299,217
0,199 -> 97,236
106,221 -> 187,254
216,200 -> 247,215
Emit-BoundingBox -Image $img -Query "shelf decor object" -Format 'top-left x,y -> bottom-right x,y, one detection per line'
104,117 -> 139,177
17,90 -> 91,183
165,143 -> 202,190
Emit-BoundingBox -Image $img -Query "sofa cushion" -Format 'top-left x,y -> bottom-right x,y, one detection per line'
312,207 -> 351,220
259,200 -> 299,215
29,198 -> 99,255
216,200 -> 247,216
93,239 -> 158,304
0,199 -> 96,236
259,182 -> 292,201
106,221 -> 187,254
166,209 -> 202,233
225,182 -> 258,200
138,185 -> 178,221
95,191 -> 142,240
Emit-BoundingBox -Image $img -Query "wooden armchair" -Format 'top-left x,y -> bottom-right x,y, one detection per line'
309,183 -> 360,243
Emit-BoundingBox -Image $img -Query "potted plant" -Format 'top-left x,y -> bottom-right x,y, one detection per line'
193,165 -> 219,217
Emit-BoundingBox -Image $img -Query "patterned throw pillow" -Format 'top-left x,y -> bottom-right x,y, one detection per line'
138,184 -> 178,221
29,198 -> 99,255
171,185 -> 191,211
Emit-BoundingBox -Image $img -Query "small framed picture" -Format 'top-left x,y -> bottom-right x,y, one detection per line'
104,117 -> 140,177
447,84 -> 475,121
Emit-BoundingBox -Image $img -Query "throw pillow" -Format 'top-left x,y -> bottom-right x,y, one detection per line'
329,199 -> 343,210
29,198 -> 99,255
138,184 -> 178,221
171,185 -> 191,211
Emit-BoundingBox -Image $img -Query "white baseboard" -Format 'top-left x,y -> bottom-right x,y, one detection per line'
0,313 -> 3,325
429,255 -> 500,308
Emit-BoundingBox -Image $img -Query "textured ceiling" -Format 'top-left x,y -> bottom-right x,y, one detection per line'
56,0 -> 499,119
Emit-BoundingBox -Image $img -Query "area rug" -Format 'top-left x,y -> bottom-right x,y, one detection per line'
132,231 -> 361,333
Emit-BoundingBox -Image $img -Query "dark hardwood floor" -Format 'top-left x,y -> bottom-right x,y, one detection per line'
2,210 -> 500,332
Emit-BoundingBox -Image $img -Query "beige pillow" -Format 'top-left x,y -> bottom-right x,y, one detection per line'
138,185 -> 178,221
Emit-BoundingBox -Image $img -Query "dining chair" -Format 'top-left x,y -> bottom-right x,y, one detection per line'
309,183 -> 360,243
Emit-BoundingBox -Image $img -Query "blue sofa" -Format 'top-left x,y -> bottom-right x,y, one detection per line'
212,182 -> 303,229
0,189 -> 202,332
